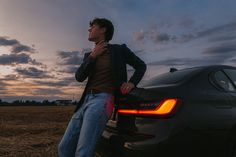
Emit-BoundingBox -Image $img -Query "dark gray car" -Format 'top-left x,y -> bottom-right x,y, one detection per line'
95,65 -> 236,157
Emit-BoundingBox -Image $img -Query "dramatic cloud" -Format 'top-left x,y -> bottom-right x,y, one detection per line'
202,44 -> 236,55
0,36 -> 42,67
57,51 -> 84,65
15,67 -> 51,78
0,37 -> 18,46
1,0 -> 236,102
133,21 -> 236,44
0,36 -> 35,54
56,50 -> 88,75
0,53 -> 41,65
148,43 -> 236,67
11,44 -> 35,54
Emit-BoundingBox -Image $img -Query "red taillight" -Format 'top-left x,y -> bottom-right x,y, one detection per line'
118,98 -> 180,115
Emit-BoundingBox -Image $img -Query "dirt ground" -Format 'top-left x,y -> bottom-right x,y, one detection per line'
0,106 -> 75,157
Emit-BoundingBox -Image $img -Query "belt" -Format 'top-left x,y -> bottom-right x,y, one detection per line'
85,89 -> 102,94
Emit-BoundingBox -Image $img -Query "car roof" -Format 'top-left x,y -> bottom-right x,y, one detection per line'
140,65 -> 236,88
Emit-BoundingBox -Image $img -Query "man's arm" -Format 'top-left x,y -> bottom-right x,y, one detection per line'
75,52 -> 95,82
123,44 -> 147,86
75,41 -> 108,82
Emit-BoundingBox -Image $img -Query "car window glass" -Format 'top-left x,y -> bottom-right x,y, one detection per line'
141,68 -> 202,86
214,71 -> 235,92
223,69 -> 236,87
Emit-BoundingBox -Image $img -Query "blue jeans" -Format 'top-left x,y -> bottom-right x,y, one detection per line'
58,92 -> 114,157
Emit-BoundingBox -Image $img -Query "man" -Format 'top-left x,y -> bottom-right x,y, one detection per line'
58,18 -> 146,157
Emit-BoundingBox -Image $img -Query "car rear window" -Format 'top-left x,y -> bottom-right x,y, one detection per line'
223,69 -> 236,87
141,67 -> 202,86
214,70 -> 235,92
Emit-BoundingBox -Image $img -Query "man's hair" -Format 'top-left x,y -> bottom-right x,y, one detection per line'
90,18 -> 114,42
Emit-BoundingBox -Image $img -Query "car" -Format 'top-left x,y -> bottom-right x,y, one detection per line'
95,65 -> 236,157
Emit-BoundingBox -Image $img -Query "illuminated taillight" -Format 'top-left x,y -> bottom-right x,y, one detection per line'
118,98 -> 180,115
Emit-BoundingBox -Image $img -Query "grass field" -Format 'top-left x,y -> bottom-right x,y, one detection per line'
0,106 -> 75,157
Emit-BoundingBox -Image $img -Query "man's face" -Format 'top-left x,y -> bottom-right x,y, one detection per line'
88,24 -> 105,42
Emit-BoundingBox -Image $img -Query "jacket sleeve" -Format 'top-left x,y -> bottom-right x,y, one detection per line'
123,44 -> 147,86
75,52 -> 95,82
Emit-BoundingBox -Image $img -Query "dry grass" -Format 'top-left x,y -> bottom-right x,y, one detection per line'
0,106 -> 75,157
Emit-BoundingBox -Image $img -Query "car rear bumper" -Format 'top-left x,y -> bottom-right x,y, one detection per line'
95,119 -> 171,157
95,126 -> 228,157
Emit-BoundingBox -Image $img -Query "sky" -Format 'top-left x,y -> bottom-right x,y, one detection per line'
0,0 -> 236,102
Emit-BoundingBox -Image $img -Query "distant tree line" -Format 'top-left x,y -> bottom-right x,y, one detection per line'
0,99 -> 77,106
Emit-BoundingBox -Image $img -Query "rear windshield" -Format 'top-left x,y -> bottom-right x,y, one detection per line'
141,67 -> 202,86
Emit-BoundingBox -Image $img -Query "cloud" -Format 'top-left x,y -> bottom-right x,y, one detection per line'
133,21 -> 236,44
209,35 -> 236,42
177,21 -> 236,43
58,65 -> 78,74
0,81 -> 8,88
202,44 -> 236,55
34,76 -> 82,87
133,30 -> 175,43
197,21 -> 236,38
56,50 -> 88,75
0,36 -> 35,54
148,58 -> 194,67
15,67 -> 51,78
148,44 -> 236,67
230,58 -> 236,63
0,36 -> 42,67
152,33 -> 172,43
0,74 -> 19,81
4,74 -> 19,80
0,37 -> 18,46
11,44 -> 35,54
32,88 -> 64,96
148,54 -> 234,67
57,51 -> 84,65
0,53 -> 41,65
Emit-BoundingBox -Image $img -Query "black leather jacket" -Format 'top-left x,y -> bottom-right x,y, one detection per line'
74,44 -> 146,112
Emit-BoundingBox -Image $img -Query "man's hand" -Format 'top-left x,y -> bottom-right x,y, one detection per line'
90,40 -> 107,59
120,82 -> 135,95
